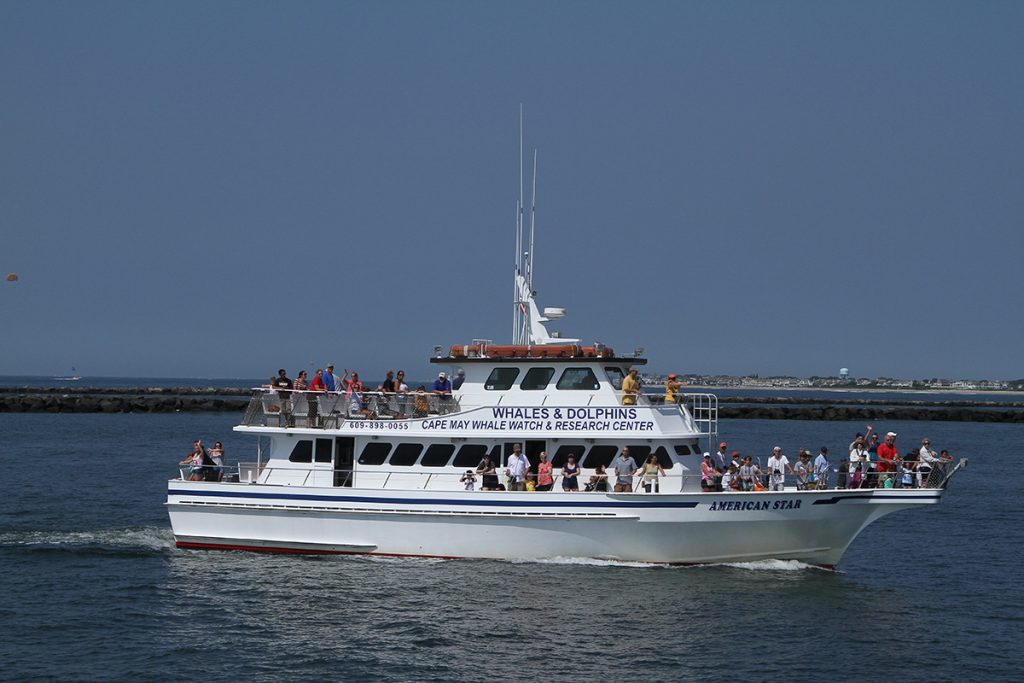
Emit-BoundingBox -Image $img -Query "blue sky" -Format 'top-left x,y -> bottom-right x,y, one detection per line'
2,1 -> 1021,380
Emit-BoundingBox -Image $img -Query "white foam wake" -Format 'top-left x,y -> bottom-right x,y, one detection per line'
0,526 -> 175,551
719,559 -> 819,571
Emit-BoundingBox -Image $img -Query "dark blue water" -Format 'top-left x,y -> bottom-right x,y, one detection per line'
0,411 -> 1020,681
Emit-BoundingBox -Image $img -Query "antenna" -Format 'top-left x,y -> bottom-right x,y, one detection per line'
529,148 -> 537,298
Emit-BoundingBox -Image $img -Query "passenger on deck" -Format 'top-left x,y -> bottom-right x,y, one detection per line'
452,368 -> 466,391
460,470 -> 476,491
918,438 -> 940,487
714,442 -> 729,472
622,368 -> 640,405
307,370 -> 326,426
561,456 -> 581,492
433,372 -> 453,414
272,369 -> 293,427
738,456 -> 757,491
343,370 -> 372,418
476,454 -> 499,491
293,371 -> 309,391
730,451 -> 742,471
610,447 -> 638,492
664,373 -> 683,404
639,453 -> 666,493
413,386 -> 430,417
586,464 -> 609,492
179,439 -> 210,481
721,464 -> 736,491
536,451 -> 554,491
849,441 -> 870,489
901,449 -> 918,488
323,364 -> 338,392
208,441 -> 225,482
876,432 -> 899,485
812,447 -> 829,490
795,451 -> 811,490
700,454 -> 718,492
836,461 -> 849,489
766,447 -> 794,491
506,443 -> 529,492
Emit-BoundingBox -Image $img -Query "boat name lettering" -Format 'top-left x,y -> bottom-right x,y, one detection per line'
708,499 -> 803,511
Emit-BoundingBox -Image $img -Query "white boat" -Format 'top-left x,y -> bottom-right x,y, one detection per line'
54,367 -> 81,381
166,143 -> 965,569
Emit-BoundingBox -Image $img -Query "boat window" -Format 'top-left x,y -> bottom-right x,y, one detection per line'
556,367 -> 600,390
358,442 -> 392,465
674,444 -> 692,456
485,367 -> 520,390
315,438 -> 332,463
552,445 -> 585,468
626,446 -> 652,463
389,443 -> 424,467
605,367 -> 625,390
421,444 -> 456,467
653,446 -> 674,470
581,445 -> 617,469
288,440 -> 313,463
451,444 -> 486,468
520,367 -> 555,390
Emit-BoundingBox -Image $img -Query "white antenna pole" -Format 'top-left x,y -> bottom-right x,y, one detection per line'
529,148 -> 538,294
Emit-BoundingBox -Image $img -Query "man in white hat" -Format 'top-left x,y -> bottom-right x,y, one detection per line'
433,371 -> 453,414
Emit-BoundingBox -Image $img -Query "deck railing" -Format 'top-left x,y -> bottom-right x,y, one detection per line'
241,389 -> 461,427
175,459 -> 965,492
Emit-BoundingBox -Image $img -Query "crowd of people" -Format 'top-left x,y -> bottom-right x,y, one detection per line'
707,425 -> 954,492
462,445 -> 668,493
264,365 -> 465,425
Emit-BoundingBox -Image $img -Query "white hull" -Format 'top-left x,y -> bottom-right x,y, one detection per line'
167,481 -> 943,567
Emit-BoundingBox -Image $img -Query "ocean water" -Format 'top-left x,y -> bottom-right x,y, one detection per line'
0,411 -> 1020,681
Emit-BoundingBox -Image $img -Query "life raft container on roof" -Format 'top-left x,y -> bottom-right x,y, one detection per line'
447,343 -> 616,359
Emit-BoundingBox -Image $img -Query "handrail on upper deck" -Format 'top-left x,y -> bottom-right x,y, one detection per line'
241,388 -> 462,427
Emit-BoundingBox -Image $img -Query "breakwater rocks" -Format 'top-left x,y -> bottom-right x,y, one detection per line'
0,388 -> 1021,422
0,387 -> 248,413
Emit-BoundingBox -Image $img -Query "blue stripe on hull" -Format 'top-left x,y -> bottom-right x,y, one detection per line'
168,487 -> 699,509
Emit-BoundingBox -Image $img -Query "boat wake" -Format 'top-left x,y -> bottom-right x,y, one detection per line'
718,559 -> 823,572
0,526 -> 176,556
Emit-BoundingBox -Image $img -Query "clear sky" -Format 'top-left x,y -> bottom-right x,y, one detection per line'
2,1 -> 1021,380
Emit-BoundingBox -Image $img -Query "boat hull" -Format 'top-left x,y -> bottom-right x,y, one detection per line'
167,482 -> 942,567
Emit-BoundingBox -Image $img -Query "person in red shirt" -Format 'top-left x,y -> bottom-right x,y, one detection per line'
876,431 -> 900,479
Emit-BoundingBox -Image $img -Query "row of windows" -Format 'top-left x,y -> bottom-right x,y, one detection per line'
484,366 -> 625,391
317,442 -> 699,469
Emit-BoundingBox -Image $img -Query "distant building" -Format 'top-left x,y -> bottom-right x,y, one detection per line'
839,368 -> 849,379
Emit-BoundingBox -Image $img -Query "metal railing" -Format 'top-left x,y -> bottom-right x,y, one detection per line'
242,389 -> 462,427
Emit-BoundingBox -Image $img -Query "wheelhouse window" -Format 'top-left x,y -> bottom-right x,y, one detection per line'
556,367 -> 600,390
453,444 -> 487,468
389,443 -> 424,466
485,368 -> 520,390
674,444 -> 693,456
315,438 -> 332,463
605,367 -> 625,390
358,442 -> 392,465
520,367 -> 555,390
421,444 -> 456,467
552,445 -> 585,468
652,446 -> 674,469
581,445 -> 618,469
288,440 -> 313,463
